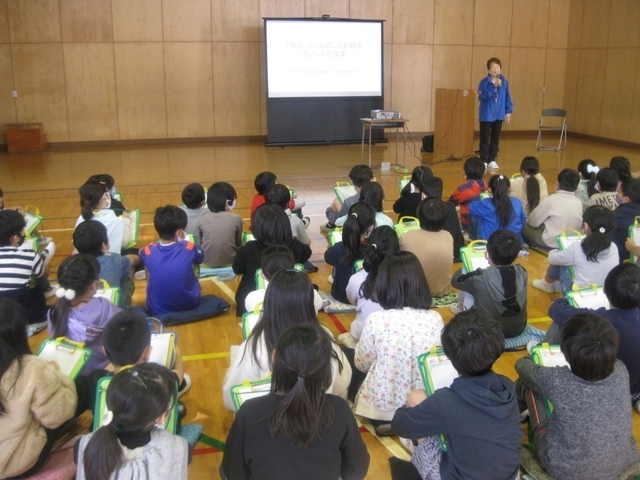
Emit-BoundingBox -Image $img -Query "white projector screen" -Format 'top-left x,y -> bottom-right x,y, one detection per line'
265,19 -> 383,98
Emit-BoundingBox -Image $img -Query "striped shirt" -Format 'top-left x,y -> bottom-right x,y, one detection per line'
0,247 -> 45,291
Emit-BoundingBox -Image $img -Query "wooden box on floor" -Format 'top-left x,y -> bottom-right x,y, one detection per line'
6,123 -> 48,153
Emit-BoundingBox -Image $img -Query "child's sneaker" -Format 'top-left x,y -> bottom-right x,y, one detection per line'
327,273 -> 334,284
635,400 -> 640,414
177,373 -> 192,399
532,278 -> 559,293
302,217 -> 311,229
320,222 -> 336,233
449,302 -> 462,315
526,340 -> 541,355
42,241 -> 56,265
488,161 -> 499,170
134,270 -> 147,281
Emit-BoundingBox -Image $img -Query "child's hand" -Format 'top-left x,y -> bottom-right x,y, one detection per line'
406,389 -> 427,407
121,211 -> 131,220
625,237 -> 640,256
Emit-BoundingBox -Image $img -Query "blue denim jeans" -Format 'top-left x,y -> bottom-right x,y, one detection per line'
546,265 -> 573,295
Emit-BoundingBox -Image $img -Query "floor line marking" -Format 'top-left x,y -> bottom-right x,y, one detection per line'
183,352 -> 230,361
528,316 -> 552,324
356,418 -> 412,460
327,312 -> 348,334
211,277 -> 237,303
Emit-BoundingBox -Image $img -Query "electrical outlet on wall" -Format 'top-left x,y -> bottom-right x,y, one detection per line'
12,90 -> 17,98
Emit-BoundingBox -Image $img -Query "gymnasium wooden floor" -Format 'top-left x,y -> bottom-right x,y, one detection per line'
3,134 -> 639,479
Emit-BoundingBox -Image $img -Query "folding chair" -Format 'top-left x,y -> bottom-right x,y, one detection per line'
536,108 -> 567,151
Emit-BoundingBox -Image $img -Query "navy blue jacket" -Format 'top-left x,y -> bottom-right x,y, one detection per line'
391,372 -> 521,480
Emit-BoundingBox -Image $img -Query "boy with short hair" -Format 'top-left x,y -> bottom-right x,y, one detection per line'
195,182 -> 243,267
448,157 -> 487,233
391,310 -> 521,480
523,168 -> 582,249
87,311 -> 190,420
265,184 -> 310,245
322,164 -> 374,232
547,263 -> 640,410
451,229 -> 527,338
419,176 -> 464,262
72,220 -> 134,310
516,313 -> 638,479
139,205 -> 229,324
180,183 -> 206,235
0,209 -> 54,332
613,178 -> 640,262
400,198 -> 453,299
250,171 -> 307,223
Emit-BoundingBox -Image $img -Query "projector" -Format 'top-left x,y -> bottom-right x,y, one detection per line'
371,110 -> 401,120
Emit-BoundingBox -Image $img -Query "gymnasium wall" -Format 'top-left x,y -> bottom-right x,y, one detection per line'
0,0 -> 634,146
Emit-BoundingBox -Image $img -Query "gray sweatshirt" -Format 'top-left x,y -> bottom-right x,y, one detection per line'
515,358 -> 638,480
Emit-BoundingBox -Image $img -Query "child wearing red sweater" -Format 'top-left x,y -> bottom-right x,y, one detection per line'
448,157 -> 487,233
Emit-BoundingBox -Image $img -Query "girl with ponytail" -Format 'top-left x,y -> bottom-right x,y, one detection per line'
324,202 -> 376,304
76,182 -> 133,255
509,156 -> 549,215
76,363 -> 188,480
221,324 -> 369,480
533,205 -> 618,295
346,225 -> 400,341
469,174 -> 526,242
576,159 -> 599,204
48,255 -> 121,374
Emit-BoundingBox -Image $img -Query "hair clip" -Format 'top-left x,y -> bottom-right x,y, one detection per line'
371,243 -> 378,249
297,373 -> 306,379
286,268 -> 302,273
351,212 -> 358,218
102,410 -> 114,426
130,370 -> 148,388
499,175 -> 504,180
55,288 -> 76,300
587,164 -> 600,174
599,227 -> 605,233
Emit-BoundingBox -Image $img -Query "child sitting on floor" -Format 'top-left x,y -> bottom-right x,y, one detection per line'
48,254 -> 121,373
354,252 -> 444,425
75,364 -> 189,480
139,205 -> 229,325
576,159 -> 599,204
516,313 -> 638,479
180,183 -> 207,235
547,263 -> 640,412
393,166 -> 433,220
509,156 -> 548,215
195,182 -> 243,268
250,171 -> 307,224
523,168 -> 583,249
323,164 -> 374,231
73,220 -> 134,310
400,198 -> 455,300
265,184 -> 310,245
245,245 -> 323,314
448,157 -> 487,233
469,174 -> 526,242
0,298 -> 85,479
613,178 -> 640,262
451,229 -> 527,338
0,209 -> 54,332
533,205 -> 618,295
336,182 -> 394,228
391,310 -> 521,480
86,311 -> 190,416
585,167 -> 619,210
418,176 -> 464,262
324,202 -> 375,305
